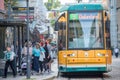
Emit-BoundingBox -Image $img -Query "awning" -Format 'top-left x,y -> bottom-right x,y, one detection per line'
0,19 -> 26,26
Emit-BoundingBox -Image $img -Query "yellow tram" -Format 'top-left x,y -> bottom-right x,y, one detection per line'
55,3 -> 112,73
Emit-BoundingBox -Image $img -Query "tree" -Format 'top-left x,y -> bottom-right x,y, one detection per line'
52,0 -> 61,9
31,0 -> 48,41
45,0 -> 61,11
34,0 -> 47,26
76,0 -> 82,3
32,27 -> 40,42
4,0 -> 18,9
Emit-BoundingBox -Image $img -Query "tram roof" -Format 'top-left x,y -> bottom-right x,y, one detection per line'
60,4 -> 104,12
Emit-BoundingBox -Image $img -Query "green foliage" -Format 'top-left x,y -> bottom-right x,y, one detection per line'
44,2 -> 52,11
4,0 -> 18,8
50,20 -> 55,27
53,1 -> 61,9
44,0 -> 61,11
76,0 -> 82,3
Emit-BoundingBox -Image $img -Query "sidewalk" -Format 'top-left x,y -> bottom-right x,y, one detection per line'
1,56 -> 119,80
0,59 -> 58,80
112,55 -> 120,65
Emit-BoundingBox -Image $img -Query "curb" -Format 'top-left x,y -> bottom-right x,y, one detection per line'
42,76 -> 57,80
22,78 -> 36,80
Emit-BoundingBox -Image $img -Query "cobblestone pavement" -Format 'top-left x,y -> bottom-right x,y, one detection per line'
104,56 -> 120,80
0,56 -> 120,80
0,59 -> 58,80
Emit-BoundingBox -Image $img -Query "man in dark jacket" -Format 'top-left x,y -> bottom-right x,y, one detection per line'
2,46 -> 16,78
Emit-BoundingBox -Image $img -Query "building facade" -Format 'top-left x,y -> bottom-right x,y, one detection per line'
0,0 -> 5,19
0,0 -> 4,10
117,0 -> 120,48
0,0 -> 6,59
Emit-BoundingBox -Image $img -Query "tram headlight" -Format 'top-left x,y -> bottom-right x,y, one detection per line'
67,53 -> 76,57
63,54 -> 67,57
97,53 -> 105,57
70,53 -> 76,57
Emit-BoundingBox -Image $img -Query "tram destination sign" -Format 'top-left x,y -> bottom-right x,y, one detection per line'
69,12 -> 98,20
12,7 -> 34,13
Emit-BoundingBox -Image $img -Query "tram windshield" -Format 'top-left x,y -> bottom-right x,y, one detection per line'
68,11 -> 104,49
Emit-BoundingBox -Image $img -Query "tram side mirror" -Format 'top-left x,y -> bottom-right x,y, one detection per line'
105,12 -> 107,17
54,22 -> 59,31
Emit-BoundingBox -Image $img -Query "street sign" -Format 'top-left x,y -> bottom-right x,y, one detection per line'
12,7 -> 34,13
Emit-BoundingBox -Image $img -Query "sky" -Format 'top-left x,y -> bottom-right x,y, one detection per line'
58,0 -> 76,4
43,0 -> 76,4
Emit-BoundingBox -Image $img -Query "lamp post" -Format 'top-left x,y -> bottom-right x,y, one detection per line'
26,0 -> 31,79
48,26 -> 50,38
7,0 -> 11,46
7,0 -> 11,19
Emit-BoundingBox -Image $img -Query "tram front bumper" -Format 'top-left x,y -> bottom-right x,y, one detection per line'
59,65 -> 107,72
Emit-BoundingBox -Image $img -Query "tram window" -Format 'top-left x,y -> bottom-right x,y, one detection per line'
68,12 -> 104,49
105,19 -> 111,49
58,22 -> 66,50
59,22 -> 66,30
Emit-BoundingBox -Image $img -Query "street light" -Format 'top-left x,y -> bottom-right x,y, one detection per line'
26,0 -> 31,79
48,26 -> 50,38
7,0 -> 11,19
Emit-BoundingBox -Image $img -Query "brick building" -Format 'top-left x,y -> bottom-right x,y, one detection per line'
0,0 -> 5,19
0,0 -> 4,10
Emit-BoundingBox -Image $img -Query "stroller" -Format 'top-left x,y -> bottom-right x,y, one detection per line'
20,56 -> 27,75
20,56 -> 33,76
